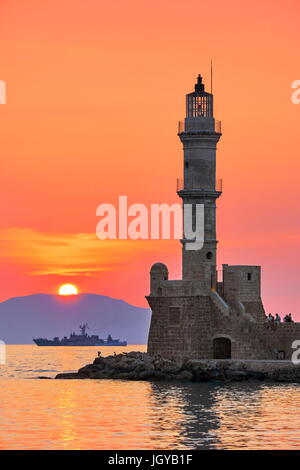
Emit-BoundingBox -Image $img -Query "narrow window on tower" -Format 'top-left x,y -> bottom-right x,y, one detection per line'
247,273 -> 252,281
185,161 -> 189,169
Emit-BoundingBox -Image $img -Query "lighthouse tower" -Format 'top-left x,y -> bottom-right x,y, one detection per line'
178,75 -> 222,291
146,75 -> 271,361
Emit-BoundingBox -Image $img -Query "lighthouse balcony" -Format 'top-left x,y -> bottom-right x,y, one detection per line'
177,178 -> 222,192
178,118 -> 222,134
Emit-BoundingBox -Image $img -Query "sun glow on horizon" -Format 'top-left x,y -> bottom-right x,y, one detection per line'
58,283 -> 78,296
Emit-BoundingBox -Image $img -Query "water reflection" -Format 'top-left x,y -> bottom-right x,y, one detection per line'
57,388 -> 79,449
1,346 -> 300,449
213,383 -> 300,449
148,381 -> 300,449
149,382 -> 221,449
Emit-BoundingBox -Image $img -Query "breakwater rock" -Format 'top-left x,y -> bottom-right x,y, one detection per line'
55,352 -> 300,383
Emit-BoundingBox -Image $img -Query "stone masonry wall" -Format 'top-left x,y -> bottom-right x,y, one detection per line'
147,295 -> 215,360
147,292 -> 300,360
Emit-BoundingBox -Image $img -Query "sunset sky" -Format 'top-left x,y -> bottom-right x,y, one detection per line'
0,0 -> 299,317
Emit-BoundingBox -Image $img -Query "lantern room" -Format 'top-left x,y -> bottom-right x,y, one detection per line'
186,75 -> 213,118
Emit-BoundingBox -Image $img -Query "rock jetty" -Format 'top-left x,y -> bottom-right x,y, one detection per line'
55,351 -> 300,383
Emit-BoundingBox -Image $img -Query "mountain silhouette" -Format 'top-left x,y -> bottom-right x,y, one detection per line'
0,294 -> 151,344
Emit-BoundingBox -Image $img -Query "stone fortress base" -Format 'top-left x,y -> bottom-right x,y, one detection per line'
147,263 -> 300,361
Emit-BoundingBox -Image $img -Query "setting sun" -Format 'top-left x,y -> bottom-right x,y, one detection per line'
58,283 -> 78,296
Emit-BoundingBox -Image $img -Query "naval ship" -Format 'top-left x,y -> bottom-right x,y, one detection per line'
33,323 -> 127,346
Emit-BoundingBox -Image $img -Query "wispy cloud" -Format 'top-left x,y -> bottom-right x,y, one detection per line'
0,228 -> 176,277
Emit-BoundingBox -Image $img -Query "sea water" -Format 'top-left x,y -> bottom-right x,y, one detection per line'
0,345 -> 300,450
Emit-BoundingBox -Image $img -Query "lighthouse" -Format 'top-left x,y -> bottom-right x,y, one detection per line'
178,74 -> 222,290
145,75 -> 289,361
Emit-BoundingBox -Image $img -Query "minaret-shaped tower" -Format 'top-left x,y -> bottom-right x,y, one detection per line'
178,75 -> 222,290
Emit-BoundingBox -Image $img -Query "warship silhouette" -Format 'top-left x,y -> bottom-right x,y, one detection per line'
33,323 -> 127,346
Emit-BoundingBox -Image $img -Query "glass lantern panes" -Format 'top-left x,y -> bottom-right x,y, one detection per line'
186,75 -> 213,118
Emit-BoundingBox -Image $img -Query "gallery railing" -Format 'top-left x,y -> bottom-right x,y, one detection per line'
178,119 -> 222,134
176,178 -> 223,192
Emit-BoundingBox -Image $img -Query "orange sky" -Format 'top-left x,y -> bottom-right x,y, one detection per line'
0,0 -> 299,317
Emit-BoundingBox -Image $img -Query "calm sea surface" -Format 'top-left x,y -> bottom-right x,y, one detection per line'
1,345 -> 300,450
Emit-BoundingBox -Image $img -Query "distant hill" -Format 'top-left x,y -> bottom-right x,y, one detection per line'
0,294 -> 151,345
